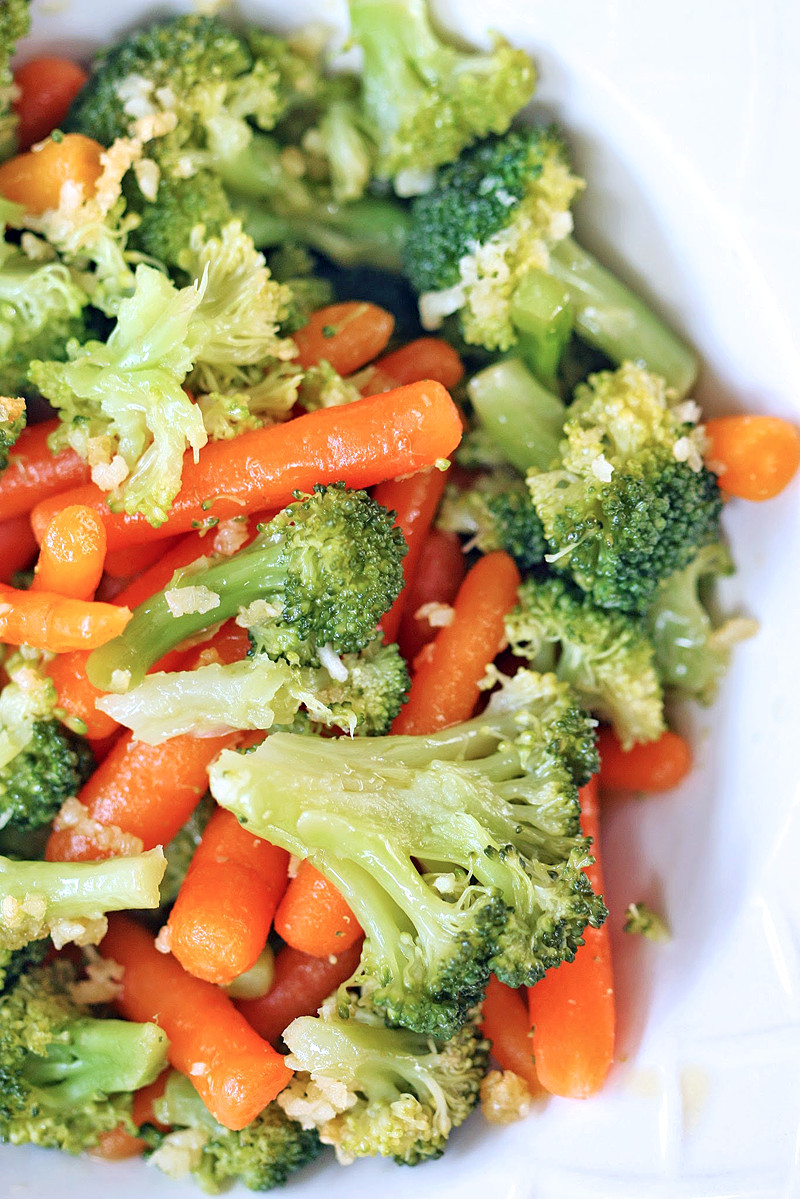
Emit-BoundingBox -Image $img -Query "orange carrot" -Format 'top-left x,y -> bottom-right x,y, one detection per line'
480,977 -> 542,1096
0,583 -> 130,652
274,860 -> 362,958
45,730 -> 238,861
88,1124 -> 146,1161
293,302 -> 394,373
236,939 -> 364,1048
0,420 -> 89,521
392,551 -> 521,734
102,915 -> 293,1130
103,537 -> 181,580
112,531 -> 211,609
372,468 -> 449,645
31,504 -> 106,600
167,808 -> 290,986
0,132 -> 104,214
13,57 -> 89,151
705,414 -> 800,501
46,649 -> 119,740
0,513 -> 38,583
398,528 -> 466,663
32,382 -> 462,552
528,777 -> 615,1098
132,1069 -> 170,1132
597,726 -> 692,793
374,338 -> 464,391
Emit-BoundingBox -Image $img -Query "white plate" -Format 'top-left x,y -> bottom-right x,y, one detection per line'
4,2 -> 800,1197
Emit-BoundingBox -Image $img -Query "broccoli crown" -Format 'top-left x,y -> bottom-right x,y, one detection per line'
528,363 -> 723,613
0,396 -> 24,472
646,541 -> 757,703
0,0 -> 30,161
0,849 -> 166,953
149,1070 -> 321,1192
404,127 -> 582,349
437,469 -> 547,572
507,576 -> 665,749
0,939 -> 48,995
210,668 -> 603,1039
87,484 -> 408,692
348,0 -> 535,187
279,996 -> 489,1165
0,961 -> 168,1154
125,168 -> 232,272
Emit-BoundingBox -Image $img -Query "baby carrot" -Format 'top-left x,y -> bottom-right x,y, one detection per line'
103,537 -> 181,581
102,915 -> 293,1130
274,860 -> 363,958
374,338 -> 464,391
705,414 -> 800,501
528,777 -> 615,1098
88,1124 -> 146,1161
597,726 -> 692,793
46,649 -> 119,740
236,939 -> 364,1048
0,420 -> 89,521
132,1070 -> 170,1132
292,302 -> 394,374
167,808 -> 290,986
0,132 -> 104,214
372,468 -> 449,645
392,551 -> 521,734
0,513 -> 38,583
31,382 -> 463,552
0,583 -> 130,652
31,504 -> 106,600
13,57 -> 89,151
480,977 -> 542,1096
398,528 -> 466,664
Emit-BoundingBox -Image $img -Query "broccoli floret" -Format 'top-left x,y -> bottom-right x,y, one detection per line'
86,485 -> 407,691
297,360 -> 362,412
466,358 -> 567,475
0,848 -> 166,952
437,468 -> 547,572
646,542 -> 758,703
95,638 -> 409,743
210,669 -> 603,1039
623,902 -> 671,943
0,1 -> 30,161
405,129 -> 697,395
347,0 -> 535,192
527,363 -> 723,614
0,960 -> 169,1154
0,394 -> 24,471
0,939 -> 48,995
125,169 -> 232,273
197,362 -> 302,440
278,995 -> 489,1165
0,650 -> 95,833
506,576 -> 664,749
148,1070 -> 321,1192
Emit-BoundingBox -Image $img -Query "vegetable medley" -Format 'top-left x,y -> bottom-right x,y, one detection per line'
0,0 -> 797,1190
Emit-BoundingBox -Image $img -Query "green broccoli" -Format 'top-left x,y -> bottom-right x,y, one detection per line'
0,939 -> 48,995
527,363 -> 723,613
0,394 -> 24,471
86,485 -> 407,692
0,960 -> 169,1154
646,541 -> 758,703
404,129 -> 698,395
0,1 -> 30,162
623,902 -> 671,943
347,0 -> 535,192
0,650 -> 95,833
278,994 -> 489,1165
506,576 -> 665,749
210,669 -> 603,1039
297,360 -> 362,412
437,467 -> 548,573
0,848 -> 166,952
147,1070 -> 321,1192
466,358 -> 568,476
124,168 -> 233,274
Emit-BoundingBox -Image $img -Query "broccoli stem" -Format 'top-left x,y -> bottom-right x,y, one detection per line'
510,269 -> 573,391
23,1018 -> 169,1107
467,358 -> 566,473
549,236 -> 698,397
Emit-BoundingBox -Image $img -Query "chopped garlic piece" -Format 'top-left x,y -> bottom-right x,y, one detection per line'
415,601 -> 455,628
318,643 -> 348,683
480,1070 -> 532,1124
590,454 -> 614,483
165,586 -> 221,618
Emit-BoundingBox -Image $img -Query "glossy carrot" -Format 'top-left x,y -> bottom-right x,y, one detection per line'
372,469 -> 449,645
236,939 -> 364,1048
88,1124 -> 146,1161
0,132 -> 104,213
132,1070 -> 170,1132
398,528 -> 466,663
46,649 -> 119,740
374,338 -> 464,391
392,551 -> 521,734
597,726 -> 692,794
0,420 -> 89,521
31,382 -> 463,552
480,977 -> 542,1096
13,57 -> 89,151
0,513 -> 39,583
31,504 -> 106,600
705,415 -> 800,501
45,730 -> 238,861
293,302 -> 394,373
0,583 -> 130,652
102,915 -> 293,1130
274,861 -> 362,957
527,777 -> 615,1098
167,808 -> 290,986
